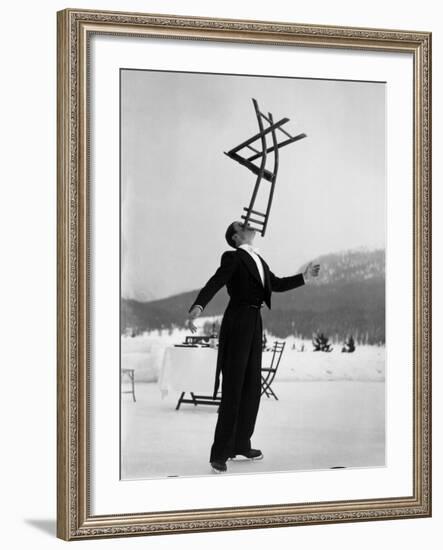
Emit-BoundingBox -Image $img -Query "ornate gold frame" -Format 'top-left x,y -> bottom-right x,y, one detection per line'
57,8 -> 432,540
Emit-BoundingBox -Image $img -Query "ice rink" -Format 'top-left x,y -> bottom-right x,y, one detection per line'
121,379 -> 385,480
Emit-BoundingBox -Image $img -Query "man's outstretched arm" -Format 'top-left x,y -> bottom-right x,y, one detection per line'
269,270 -> 305,292
269,261 -> 320,292
188,251 -> 239,313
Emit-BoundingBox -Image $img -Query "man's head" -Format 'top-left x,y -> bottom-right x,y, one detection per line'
225,220 -> 257,249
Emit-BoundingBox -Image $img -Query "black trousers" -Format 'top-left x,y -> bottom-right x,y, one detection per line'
210,303 -> 263,462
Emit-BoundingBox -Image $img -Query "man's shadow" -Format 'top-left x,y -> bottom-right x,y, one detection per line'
24,519 -> 56,537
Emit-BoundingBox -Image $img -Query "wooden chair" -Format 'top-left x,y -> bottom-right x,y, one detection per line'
121,368 -> 136,402
261,341 -> 286,400
225,98 -> 307,236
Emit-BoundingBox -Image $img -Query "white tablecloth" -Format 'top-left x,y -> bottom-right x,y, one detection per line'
158,346 -> 218,397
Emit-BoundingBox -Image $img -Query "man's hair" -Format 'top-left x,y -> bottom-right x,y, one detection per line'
225,221 -> 238,249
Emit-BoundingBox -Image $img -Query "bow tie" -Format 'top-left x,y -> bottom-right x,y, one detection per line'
241,244 -> 260,255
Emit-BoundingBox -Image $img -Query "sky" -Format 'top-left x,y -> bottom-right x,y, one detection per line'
121,69 -> 385,301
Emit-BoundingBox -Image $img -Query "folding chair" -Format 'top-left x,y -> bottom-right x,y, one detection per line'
121,368 -> 136,402
225,98 -> 307,236
261,341 -> 286,400
175,391 -> 221,410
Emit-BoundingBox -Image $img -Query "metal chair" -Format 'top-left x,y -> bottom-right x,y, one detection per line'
225,98 -> 307,236
261,341 -> 286,400
121,368 -> 136,402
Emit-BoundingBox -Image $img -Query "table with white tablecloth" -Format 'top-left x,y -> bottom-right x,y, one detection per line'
158,346 -> 219,406
159,345 -> 279,408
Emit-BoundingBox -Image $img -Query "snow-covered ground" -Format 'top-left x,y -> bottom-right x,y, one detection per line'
121,380 -> 385,480
121,324 -> 385,383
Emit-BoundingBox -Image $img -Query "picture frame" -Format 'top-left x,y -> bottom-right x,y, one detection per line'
57,7 -> 431,540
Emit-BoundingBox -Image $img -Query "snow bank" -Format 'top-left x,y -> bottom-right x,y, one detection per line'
274,346 -> 385,382
121,328 -> 385,383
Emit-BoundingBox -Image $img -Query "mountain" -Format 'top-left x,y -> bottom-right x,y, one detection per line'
121,248 -> 385,344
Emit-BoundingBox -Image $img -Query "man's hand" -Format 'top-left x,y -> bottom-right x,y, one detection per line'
187,306 -> 202,334
303,261 -> 320,283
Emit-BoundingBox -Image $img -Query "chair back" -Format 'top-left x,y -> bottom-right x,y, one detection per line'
268,341 -> 286,372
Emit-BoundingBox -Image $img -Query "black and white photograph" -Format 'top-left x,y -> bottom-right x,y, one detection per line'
120,68 -> 386,480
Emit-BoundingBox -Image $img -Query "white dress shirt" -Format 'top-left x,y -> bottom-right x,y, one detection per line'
238,243 -> 265,287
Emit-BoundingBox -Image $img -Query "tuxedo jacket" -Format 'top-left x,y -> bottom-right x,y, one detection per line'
188,247 -> 305,313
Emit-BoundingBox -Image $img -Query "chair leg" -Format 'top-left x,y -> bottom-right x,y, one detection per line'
261,385 -> 270,398
261,375 -> 279,399
130,371 -> 136,402
261,375 -> 273,398
176,392 -> 185,410
267,386 -> 278,400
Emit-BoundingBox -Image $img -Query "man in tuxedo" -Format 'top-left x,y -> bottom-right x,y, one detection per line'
187,221 -> 320,473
